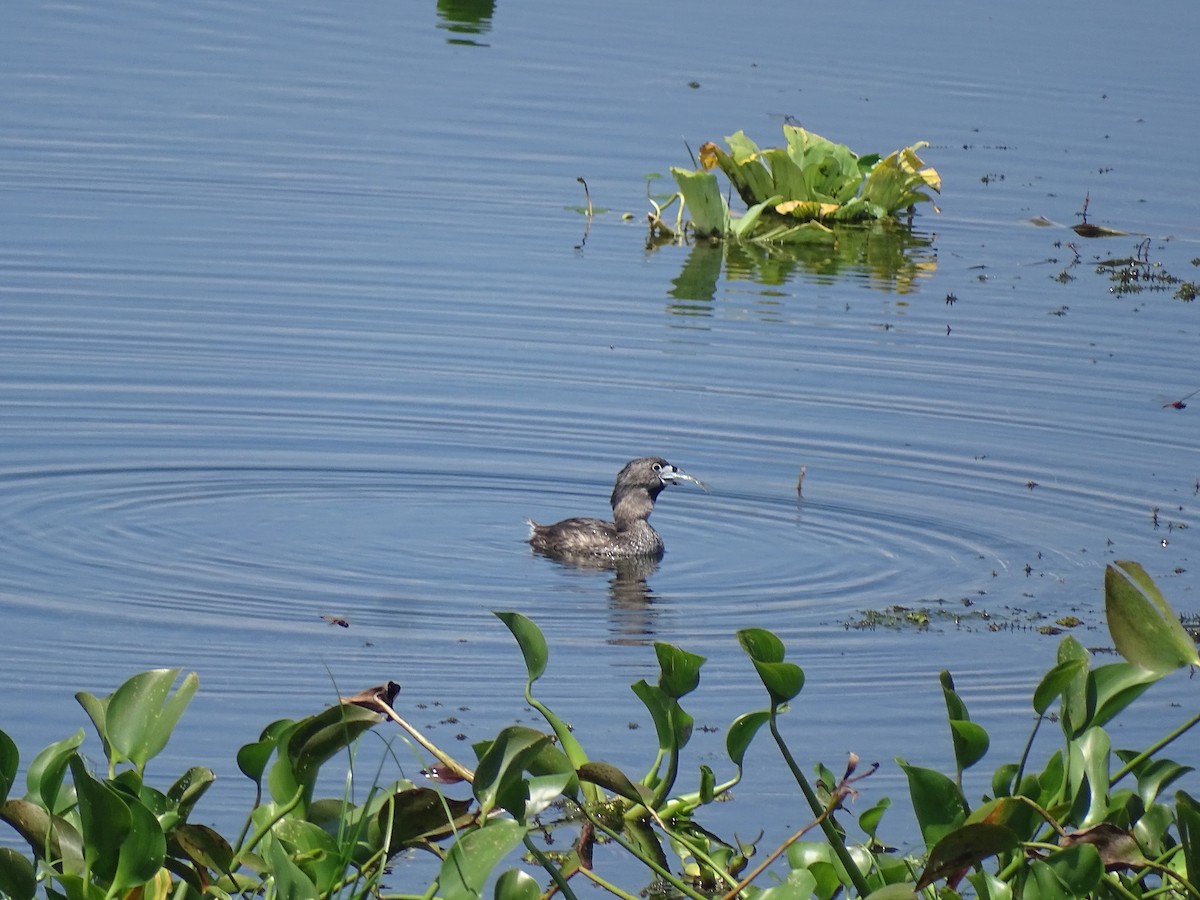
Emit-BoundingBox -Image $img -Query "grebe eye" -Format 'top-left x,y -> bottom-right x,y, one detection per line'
652,463 -> 662,472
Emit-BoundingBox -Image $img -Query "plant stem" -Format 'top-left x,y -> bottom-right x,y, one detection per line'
576,866 -> 643,900
523,836 -> 581,900
768,714 -> 872,897
584,809 -> 710,900
375,699 -> 475,785
1111,711 -> 1200,785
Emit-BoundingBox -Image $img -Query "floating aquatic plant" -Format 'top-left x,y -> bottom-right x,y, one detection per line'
649,125 -> 941,244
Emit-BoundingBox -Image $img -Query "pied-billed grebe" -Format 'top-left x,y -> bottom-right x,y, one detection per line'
527,457 -> 707,561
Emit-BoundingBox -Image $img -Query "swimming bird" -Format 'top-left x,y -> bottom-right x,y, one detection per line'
526,457 -> 706,561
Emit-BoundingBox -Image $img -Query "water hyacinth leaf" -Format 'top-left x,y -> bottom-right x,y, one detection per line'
265,834 -> 319,900
1089,662 -> 1158,728
0,730 -> 16,805
495,868 -> 541,900
737,628 -> 785,664
750,658 -> 804,706
1104,561 -> 1200,673
167,766 -> 215,820
1070,727 -> 1112,828
0,847 -> 36,900
949,720 -> 990,771
437,819 -> 526,900
1027,859 -> 1069,900
237,735 -> 278,787
632,680 -> 693,752
967,868 -> 1013,900
897,758 -> 966,849
105,669 -> 198,773
378,788 -> 474,850
524,771 -> 574,819
69,754 -> 131,882
916,823 -> 1019,890
1055,636 -> 1091,738
173,822 -> 234,874
0,798 -> 84,873
1176,791 -> 1200,890
725,710 -> 769,769
473,726 -> 550,820
1124,756 -> 1194,807
671,167 -> 729,238
109,792 -> 167,894
577,762 -> 655,807
654,642 -> 706,699
1033,658 -> 1088,715
74,691 -> 114,766
26,729 -> 84,812
755,867 -> 819,900
273,819 -> 342,894
494,611 -> 548,683
858,797 -> 891,839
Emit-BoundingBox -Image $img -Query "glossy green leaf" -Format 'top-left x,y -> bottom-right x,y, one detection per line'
173,822 -> 234,874
897,758 -> 966,848
74,690 -> 114,767
494,611 -> 548,683
0,847 -> 36,900
473,726 -> 550,820
1105,561 -> 1200,673
698,764 -> 715,805
737,627 -> 785,664
377,788 -> 474,851
916,823 -> 1019,890
1090,662 -> 1158,728
862,884 -> 916,900
1055,636 -> 1092,737
949,720 -> 990,771
755,867 -> 819,900
1176,791 -> 1200,893
265,833 -> 319,900
858,797 -> 890,839
0,798 -> 84,873
967,868 -> 1013,900
109,791 -> 167,893
69,754 -> 131,882
737,627 -> 804,703
495,867 -> 541,900
105,669 -> 198,773
268,702 -> 383,807
0,730 -> 16,805
272,819 -> 342,893
725,710 -> 769,768
167,765 -> 215,820
438,820 -> 526,900
1026,858 -> 1068,900
1118,754 -> 1194,807
1045,843 -> 1103,894
577,762 -> 655,807
1033,658 -> 1088,715
632,680 -> 692,753
654,642 -> 705,700
1069,727 -> 1111,828
237,735 -> 278,787
25,729 -> 83,813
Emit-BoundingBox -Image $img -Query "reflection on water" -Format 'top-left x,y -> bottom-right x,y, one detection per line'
436,0 -> 495,44
661,222 -> 938,305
